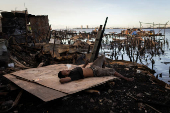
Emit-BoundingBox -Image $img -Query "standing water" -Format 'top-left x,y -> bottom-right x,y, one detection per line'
71,28 -> 170,84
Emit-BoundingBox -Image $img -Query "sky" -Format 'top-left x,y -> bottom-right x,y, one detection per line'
0,0 -> 170,29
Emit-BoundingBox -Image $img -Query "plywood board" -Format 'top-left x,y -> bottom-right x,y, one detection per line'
53,76 -> 116,94
4,74 -> 67,102
9,64 -> 117,94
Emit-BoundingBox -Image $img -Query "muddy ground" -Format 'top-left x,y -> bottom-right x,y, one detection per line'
1,63 -> 170,113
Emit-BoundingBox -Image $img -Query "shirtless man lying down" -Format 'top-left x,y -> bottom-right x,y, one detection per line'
58,55 -> 134,84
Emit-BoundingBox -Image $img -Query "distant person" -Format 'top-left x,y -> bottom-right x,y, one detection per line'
58,55 -> 134,84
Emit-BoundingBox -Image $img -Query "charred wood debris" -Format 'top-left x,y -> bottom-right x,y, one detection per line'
0,10 -> 170,113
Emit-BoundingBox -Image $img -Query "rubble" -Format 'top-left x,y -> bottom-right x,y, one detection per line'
0,10 -> 169,113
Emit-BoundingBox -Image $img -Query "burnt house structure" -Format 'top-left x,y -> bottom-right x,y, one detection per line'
1,10 -> 51,45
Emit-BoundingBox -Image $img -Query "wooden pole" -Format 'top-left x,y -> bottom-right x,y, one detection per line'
90,25 -> 102,62
53,31 -> 56,58
90,17 -> 108,62
25,10 -> 28,46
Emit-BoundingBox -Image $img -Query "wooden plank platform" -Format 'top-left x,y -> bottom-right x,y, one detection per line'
4,74 -> 67,102
3,64 -> 117,101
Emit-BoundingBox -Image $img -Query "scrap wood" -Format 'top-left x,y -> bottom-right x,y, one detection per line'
109,60 -> 148,70
43,43 -> 72,58
37,62 -> 44,67
14,63 -> 30,69
165,84 -> 170,90
138,47 -> 145,53
10,37 -> 23,51
110,60 -> 155,73
86,40 -> 94,45
72,40 -> 89,48
4,74 -> 67,102
0,92 -> 8,96
5,64 -> 117,94
85,89 -> 100,95
134,68 -> 167,88
151,40 -> 157,46
2,68 -> 20,73
145,104 -> 162,113
34,43 -> 46,49
10,56 -> 30,69
10,45 -> 23,52
70,35 -> 80,40
109,60 -> 167,88
56,55 -> 73,60
108,81 -> 115,86
127,93 -> 162,113
135,37 -> 144,41
148,73 -> 167,87
0,90 -> 23,113
8,83 -> 19,91
10,50 -> 35,66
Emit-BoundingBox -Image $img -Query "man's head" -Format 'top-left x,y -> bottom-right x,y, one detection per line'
58,70 -> 71,78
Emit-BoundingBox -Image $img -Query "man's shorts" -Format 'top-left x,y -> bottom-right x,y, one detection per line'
90,65 -> 116,77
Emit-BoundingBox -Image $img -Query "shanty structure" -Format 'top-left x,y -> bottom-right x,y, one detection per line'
4,64 -> 116,102
1,10 -> 50,44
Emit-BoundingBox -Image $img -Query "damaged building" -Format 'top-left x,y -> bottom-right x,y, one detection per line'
0,10 -> 91,68
0,10 -> 52,68
1,10 -> 50,44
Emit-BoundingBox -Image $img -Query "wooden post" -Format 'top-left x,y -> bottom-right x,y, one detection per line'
122,54 -> 123,60
87,45 -> 90,53
90,25 -> 102,62
169,66 -> 170,77
25,10 -> 28,46
90,17 -> 108,62
133,53 -> 134,63
53,31 -> 56,58
130,37 -> 132,57
164,25 -> 166,36
153,22 -> 155,40
115,34 -> 116,59
46,25 -> 51,44
152,59 -> 154,70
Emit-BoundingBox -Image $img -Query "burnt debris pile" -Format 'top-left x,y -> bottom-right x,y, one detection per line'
0,11 -> 170,113
13,63 -> 170,113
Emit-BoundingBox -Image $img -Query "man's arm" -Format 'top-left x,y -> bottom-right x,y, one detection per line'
82,59 -> 89,68
60,77 -> 71,84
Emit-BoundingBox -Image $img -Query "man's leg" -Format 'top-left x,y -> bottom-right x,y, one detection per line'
93,66 -> 116,77
91,55 -> 106,68
114,72 -> 134,81
94,66 -> 134,81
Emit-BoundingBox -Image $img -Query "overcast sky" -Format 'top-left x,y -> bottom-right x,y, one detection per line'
0,0 -> 170,29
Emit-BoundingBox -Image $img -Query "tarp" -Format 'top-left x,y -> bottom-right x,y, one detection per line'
132,31 -> 137,35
